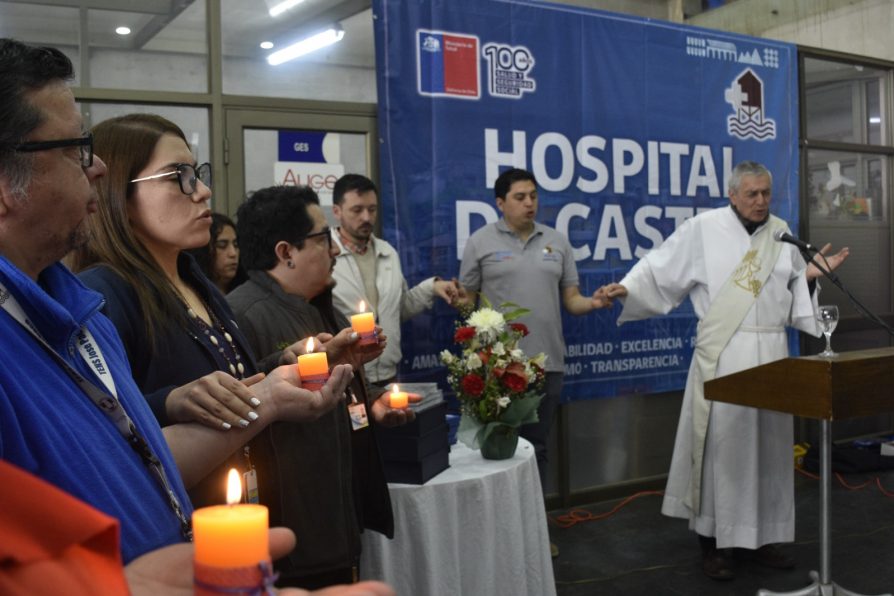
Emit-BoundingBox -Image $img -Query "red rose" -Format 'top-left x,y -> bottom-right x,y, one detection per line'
454,326 -> 475,343
479,350 -> 490,365
502,362 -> 528,393
503,372 -> 527,393
510,323 -> 529,337
461,374 -> 485,397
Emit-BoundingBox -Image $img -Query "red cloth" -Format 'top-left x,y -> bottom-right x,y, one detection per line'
0,460 -> 129,596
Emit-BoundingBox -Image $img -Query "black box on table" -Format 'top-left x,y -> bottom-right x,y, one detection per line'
376,399 -> 450,484
378,423 -> 449,462
381,445 -> 450,484
380,400 -> 447,436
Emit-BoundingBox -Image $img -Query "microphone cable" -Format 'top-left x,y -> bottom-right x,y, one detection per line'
804,249 -> 894,338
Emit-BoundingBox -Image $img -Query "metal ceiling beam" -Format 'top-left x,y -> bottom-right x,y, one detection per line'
129,0 -> 194,49
267,0 -> 370,47
3,0 -> 175,15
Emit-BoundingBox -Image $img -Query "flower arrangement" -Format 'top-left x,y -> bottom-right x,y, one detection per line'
440,298 -> 546,457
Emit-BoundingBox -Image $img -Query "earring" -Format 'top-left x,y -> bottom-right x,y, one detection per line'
287,260 -> 295,269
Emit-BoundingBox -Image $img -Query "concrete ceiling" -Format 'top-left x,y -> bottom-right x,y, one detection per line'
0,0 -> 376,67
11,1 -> 858,69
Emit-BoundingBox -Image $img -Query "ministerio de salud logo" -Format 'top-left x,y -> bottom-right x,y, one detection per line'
416,28 -> 536,101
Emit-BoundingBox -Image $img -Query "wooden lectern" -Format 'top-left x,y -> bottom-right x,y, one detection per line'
705,347 -> 894,596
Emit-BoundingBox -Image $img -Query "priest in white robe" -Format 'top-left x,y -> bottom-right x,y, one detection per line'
601,161 -> 849,581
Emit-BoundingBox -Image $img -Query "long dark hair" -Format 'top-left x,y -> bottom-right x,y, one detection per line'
188,212 -> 248,292
68,113 -> 193,349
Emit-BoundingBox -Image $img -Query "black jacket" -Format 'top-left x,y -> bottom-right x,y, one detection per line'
227,270 -> 394,580
78,254 -> 267,508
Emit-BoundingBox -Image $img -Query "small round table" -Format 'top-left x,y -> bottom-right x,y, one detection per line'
360,438 -> 556,595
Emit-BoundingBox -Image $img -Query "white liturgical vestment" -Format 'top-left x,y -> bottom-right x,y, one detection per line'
618,206 -> 819,549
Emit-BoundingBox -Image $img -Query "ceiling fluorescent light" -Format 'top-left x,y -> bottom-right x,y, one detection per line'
267,27 -> 344,65
269,0 -> 306,18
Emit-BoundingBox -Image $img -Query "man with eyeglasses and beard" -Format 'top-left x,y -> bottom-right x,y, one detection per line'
227,184 -> 417,590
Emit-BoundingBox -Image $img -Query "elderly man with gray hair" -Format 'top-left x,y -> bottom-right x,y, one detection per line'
601,160 -> 849,581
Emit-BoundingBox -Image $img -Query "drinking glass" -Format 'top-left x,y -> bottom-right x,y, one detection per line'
816,305 -> 839,357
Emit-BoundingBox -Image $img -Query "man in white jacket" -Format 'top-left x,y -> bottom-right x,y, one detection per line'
602,161 -> 849,581
330,174 -> 459,386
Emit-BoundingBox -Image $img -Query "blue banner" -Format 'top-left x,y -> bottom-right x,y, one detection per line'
373,0 -> 799,401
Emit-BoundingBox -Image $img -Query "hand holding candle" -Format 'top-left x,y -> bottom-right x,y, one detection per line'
351,300 -> 378,346
296,337 -> 330,391
193,469 -> 271,595
389,383 -> 409,409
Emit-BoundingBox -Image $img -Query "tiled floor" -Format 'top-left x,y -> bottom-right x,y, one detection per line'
550,468 -> 894,595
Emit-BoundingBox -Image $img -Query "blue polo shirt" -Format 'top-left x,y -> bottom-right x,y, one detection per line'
0,257 -> 192,563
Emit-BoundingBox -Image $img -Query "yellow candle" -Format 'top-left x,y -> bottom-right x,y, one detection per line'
389,383 -> 409,409
352,301 -> 378,346
296,337 -> 329,391
351,300 -> 376,333
193,469 -> 269,568
297,337 -> 329,377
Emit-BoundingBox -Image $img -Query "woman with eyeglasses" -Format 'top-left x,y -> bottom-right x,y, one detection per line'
67,113 -> 317,506
188,212 -> 248,295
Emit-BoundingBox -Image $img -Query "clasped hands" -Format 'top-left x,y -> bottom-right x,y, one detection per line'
165,326 -> 382,430
282,328 -> 420,426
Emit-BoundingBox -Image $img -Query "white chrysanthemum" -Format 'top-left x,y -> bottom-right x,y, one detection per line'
510,348 -> 525,360
525,363 -> 536,382
468,308 -> 504,341
492,342 -> 506,356
466,352 -> 483,370
440,349 -> 455,364
497,396 -> 511,408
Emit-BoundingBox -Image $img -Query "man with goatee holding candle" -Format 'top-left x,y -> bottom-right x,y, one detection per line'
330,173 -> 461,388
227,184 -> 417,589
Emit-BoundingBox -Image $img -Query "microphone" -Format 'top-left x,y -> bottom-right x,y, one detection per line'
773,229 -> 816,253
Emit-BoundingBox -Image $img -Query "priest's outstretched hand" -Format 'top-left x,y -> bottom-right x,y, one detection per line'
805,243 -> 849,281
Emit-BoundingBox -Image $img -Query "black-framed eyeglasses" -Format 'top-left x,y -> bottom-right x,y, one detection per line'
299,227 -> 332,249
15,132 -> 94,168
130,162 -> 212,195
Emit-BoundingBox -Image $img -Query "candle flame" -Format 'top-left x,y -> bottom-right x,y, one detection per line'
226,468 -> 242,505
358,300 -> 367,312
392,383 -> 400,394
305,337 -> 314,353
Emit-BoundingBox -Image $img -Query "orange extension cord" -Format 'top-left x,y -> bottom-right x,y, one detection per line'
549,469 -> 894,529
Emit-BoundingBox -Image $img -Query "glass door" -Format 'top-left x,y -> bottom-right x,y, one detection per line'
223,107 -> 377,227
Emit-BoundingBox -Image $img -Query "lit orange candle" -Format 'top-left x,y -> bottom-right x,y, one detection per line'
351,300 -> 378,346
389,383 -> 409,409
297,337 -> 329,390
193,469 -> 269,568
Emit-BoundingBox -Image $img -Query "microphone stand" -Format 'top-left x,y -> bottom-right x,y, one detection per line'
779,251 -> 894,596
803,249 -> 894,337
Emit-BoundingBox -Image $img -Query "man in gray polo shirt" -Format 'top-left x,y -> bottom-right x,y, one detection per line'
458,168 -> 610,497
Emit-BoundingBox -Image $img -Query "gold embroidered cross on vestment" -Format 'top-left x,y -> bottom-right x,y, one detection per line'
732,249 -> 763,297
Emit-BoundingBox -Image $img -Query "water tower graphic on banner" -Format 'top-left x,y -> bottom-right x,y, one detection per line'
725,68 -> 777,141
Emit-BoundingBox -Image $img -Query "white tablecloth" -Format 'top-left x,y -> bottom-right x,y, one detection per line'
360,438 -> 556,596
